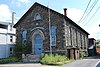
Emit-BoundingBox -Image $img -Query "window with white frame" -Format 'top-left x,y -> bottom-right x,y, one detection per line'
22,31 -> 27,44
80,33 -> 83,49
69,27 -> 72,46
50,26 -> 56,46
10,36 -> 13,42
34,12 -> 41,20
76,30 -> 78,47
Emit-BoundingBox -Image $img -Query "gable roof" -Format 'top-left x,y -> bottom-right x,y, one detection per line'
14,2 -> 89,35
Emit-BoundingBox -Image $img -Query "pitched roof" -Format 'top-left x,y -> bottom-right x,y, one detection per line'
14,2 -> 89,35
89,38 -> 96,40
0,21 -> 10,25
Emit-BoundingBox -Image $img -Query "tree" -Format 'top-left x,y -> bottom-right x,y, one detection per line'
96,41 -> 100,46
96,41 -> 100,44
13,43 -> 32,59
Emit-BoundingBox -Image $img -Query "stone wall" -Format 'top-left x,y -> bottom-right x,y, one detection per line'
15,4 -> 88,56
16,5 -> 66,54
64,19 -> 88,50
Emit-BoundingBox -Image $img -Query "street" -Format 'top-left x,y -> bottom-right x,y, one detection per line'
61,55 -> 100,67
61,59 -> 100,67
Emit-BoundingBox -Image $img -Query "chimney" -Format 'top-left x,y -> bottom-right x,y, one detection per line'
64,8 -> 67,16
12,12 -> 16,25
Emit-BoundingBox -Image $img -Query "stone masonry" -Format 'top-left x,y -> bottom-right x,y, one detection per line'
14,2 -> 89,59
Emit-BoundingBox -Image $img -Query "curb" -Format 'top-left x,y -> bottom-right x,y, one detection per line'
94,61 -> 100,67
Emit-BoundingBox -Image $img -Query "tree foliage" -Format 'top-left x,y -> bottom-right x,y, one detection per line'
13,43 -> 32,59
96,41 -> 100,44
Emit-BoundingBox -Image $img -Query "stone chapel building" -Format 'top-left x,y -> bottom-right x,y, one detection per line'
14,2 -> 89,59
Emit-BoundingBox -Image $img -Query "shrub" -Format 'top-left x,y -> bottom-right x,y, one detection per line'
13,43 -> 31,59
40,54 -> 68,65
0,57 -> 19,64
80,51 -> 85,59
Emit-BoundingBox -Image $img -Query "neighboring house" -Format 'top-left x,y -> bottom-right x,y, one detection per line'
0,13 -> 16,58
0,21 -> 16,58
14,2 -> 89,59
96,46 -> 100,55
96,39 -> 100,54
88,38 -> 96,56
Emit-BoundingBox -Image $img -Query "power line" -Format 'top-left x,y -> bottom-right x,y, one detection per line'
78,0 -> 98,24
80,0 -> 99,24
84,6 -> 100,26
78,0 -> 91,23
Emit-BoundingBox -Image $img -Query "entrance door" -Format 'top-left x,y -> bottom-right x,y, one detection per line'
34,34 -> 42,55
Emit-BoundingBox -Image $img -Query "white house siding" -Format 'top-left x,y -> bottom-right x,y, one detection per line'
0,45 -> 6,58
0,34 -> 13,58
0,22 -> 16,58
0,28 -> 7,33
0,44 -> 13,58
0,34 -> 7,44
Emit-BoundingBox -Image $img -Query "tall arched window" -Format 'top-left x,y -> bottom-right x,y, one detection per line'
34,12 -> 41,20
50,26 -> 57,46
22,31 -> 27,44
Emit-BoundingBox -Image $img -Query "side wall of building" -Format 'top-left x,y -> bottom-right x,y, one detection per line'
63,19 -> 88,59
0,24 -> 15,58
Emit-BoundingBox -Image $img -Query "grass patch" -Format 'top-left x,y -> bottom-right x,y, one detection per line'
0,56 -> 20,64
40,54 -> 73,66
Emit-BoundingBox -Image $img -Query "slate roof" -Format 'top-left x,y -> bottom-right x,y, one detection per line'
14,2 -> 89,35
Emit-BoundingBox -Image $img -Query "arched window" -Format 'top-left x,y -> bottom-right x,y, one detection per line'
34,12 -> 41,20
22,31 -> 27,44
50,26 -> 57,46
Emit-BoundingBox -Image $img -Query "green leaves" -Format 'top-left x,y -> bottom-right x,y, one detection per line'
40,54 -> 68,65
13,43 -> 31,59
0,57 -> 19,64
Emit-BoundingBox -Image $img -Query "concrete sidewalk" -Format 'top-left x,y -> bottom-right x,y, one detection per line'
0,63 -> 59,67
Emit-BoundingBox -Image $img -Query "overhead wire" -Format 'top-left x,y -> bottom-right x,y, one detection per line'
78,0 -> 91,23
84,6 -> 100,26
80,0 -> 99,24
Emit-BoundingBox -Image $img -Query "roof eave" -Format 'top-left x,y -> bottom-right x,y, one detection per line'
64,16 -> 90,35
13,2 -> 90,35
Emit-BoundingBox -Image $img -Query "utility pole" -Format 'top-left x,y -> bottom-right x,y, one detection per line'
48,1 -> 52,55
48,1 -> 52,62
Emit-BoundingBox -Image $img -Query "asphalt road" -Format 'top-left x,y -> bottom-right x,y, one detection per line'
61,55 -> 100,67
61,59 -> 100,67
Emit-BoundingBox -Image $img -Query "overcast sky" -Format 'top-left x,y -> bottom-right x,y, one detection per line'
0,0 -> 100,39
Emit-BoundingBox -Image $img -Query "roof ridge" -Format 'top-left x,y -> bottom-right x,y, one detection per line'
14,2 -> 89,35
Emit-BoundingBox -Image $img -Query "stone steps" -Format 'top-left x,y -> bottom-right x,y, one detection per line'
22,54 -> 42,63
